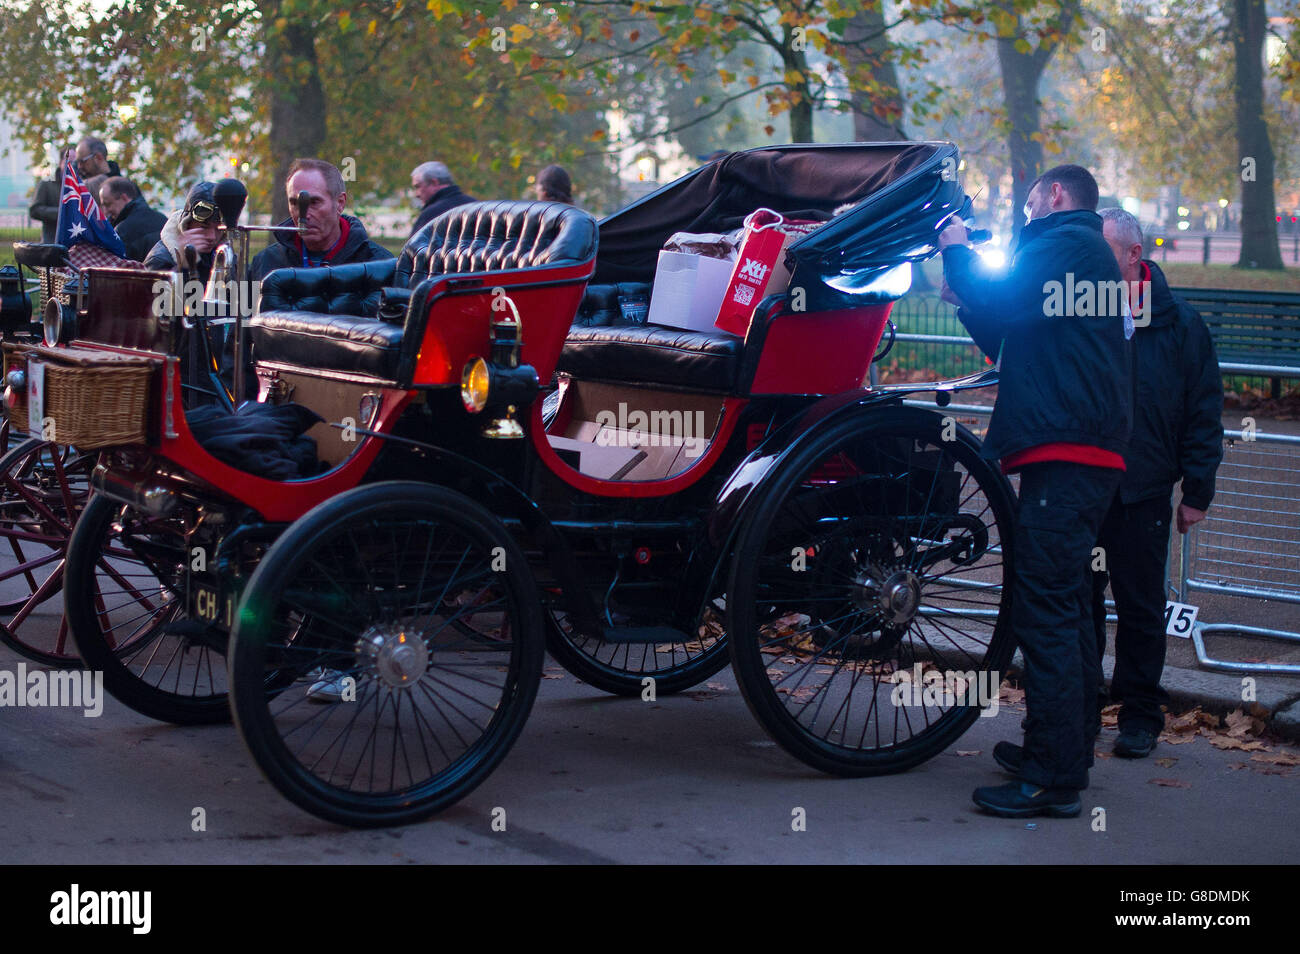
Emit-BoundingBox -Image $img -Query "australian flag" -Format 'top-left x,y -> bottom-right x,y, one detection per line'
55,151 -> 127,258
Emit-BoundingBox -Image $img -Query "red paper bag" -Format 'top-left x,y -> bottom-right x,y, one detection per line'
714,209 -> 820,336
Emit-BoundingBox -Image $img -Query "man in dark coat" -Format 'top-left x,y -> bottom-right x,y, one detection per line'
1091,207 -> 1223,758
100,177 -> 167,262
29,165 -> 61,244
940,164 -> 1134,818
409,161 -> 475,237
251,158 -> 392,280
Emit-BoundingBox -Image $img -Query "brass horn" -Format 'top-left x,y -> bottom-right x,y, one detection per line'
201,242 -> 237,317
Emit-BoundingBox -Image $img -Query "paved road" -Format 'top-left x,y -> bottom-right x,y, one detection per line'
1,642 -> 1296,865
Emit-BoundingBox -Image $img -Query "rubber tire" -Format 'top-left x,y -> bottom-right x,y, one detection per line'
544,609 -> 731,696
228,482 -> 544,828
727,405 -> 1016,777
65,494 -> 232,725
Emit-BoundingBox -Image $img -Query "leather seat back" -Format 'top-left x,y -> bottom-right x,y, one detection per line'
397,200 -> 597,286
257,258 -> 398,319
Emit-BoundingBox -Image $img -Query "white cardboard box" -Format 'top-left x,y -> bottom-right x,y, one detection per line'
646,250 -> 737,334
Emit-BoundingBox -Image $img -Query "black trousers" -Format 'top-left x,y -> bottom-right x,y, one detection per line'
1013,461 -> 1123,790
1091,494 -> 1173,735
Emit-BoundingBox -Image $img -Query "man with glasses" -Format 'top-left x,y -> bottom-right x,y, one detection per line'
73,136 -> 124,180
938,164 -> 1135,818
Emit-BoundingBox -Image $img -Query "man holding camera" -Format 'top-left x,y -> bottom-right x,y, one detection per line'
939,165 -> 1134,818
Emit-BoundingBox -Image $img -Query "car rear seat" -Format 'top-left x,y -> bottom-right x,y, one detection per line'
557,281 -> 743,393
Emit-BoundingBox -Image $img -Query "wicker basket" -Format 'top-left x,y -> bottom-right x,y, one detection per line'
3,343 -> 156,448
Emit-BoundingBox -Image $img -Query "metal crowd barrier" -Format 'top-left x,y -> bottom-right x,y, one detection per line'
1181,428 -> 1300,675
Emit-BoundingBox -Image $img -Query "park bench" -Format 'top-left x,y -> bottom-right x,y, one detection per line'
1170,287 -> 1300,398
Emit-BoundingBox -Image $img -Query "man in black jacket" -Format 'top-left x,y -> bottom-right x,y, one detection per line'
251,158 -> 393,280
100,178 -> 167,262
940,165 -> 1134,817
409,161 -> 475,237
29,164 -> 62,243
1092,208 -> 1223,757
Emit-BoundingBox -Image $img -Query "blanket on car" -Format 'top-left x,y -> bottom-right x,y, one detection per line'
185,401 -> 324,480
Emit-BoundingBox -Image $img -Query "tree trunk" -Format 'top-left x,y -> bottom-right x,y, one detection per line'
788,95 -> 814,143
843,4 -> 907,142
265,8 -> 327,222
996,36 -> 1045,242
1232,0 -> 1284,269
781,24 -> 815,142
994,1 -> 1078,242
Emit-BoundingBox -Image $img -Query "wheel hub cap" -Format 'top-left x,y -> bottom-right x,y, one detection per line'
357,625 -> 429,689
854,567 -> 922,626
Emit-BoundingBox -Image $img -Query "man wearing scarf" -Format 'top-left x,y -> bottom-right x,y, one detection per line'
250,158 -> 392,281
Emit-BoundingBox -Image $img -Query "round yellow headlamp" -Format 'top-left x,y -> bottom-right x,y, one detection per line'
461,357 -> 491,413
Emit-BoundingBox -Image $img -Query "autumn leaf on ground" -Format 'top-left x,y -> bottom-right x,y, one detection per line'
1148,778 -> 1192,788
1250,751 -> 1300,766
954,750 -> 981,757
1224,709 -> 1257,738
1207,736 -> 1269,751
1153,757 -> 1179,768
999,685 -> 1025,705
704,682 -> 729,692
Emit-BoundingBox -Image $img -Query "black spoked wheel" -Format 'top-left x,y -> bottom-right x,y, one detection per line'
228,482 -> 544,828
544,600 -> 731,696
728,406 -> 1016,776
65,495 -> 231,724
0,439 -> 97,666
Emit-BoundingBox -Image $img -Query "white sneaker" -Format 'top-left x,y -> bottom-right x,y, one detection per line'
306,669 -> 351,703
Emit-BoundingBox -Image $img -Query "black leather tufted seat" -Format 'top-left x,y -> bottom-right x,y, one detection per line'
397,200 -> 598,285
251,310 -> 406,379
557,324 -> 743,393
252,201 -> 597,380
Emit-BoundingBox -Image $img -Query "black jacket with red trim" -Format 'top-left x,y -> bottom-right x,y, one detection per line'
941,209 -> 1134,464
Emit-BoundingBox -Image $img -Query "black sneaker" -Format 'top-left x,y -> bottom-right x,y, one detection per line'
972,781 -> 1081,818
993,740 -> 1023,775
1114,728 -> 1158,758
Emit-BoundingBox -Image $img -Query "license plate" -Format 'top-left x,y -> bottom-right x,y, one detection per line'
26,360 -> 44,435
192,581 -> 234,629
